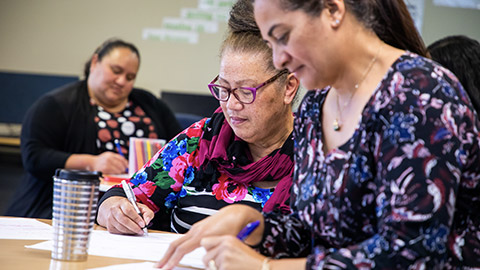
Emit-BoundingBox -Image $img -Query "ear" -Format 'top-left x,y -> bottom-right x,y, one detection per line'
324,0 -> 346,28
90,54 -> 99,73
283,73 -> 300,105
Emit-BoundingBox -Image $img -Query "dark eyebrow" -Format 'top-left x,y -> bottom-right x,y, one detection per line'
267,24 -> 279,37
110,64 -> 123,70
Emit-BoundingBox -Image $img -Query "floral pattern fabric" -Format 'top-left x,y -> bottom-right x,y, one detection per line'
258,52 -> 480,269
101,111 -> 293,233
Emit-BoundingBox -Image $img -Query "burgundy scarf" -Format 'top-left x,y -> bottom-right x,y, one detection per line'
198,108 -> 293,212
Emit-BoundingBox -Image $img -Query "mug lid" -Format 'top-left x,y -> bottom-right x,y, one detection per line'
54,169 -> 102,180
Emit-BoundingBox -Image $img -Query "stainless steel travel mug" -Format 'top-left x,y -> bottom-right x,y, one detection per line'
51,169 -> 101,261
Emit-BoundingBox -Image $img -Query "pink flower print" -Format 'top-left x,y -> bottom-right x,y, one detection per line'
187,149 -> 200,168
184,119 -> 206,137
135,181 -> 156,197
212,174 -> 248,203
168,153 -> 190,191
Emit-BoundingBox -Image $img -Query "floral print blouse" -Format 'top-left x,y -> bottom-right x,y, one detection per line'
257,52 -> 480,269
99,115 -> 293,233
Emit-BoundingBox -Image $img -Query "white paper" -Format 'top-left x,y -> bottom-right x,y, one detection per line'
26,231 -> 205,269
88,262 -> 156,270
0,217 -> 52,240
87,261 -> 193,270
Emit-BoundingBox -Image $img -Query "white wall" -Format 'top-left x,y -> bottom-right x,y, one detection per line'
0,0 -> 479,96
0,0 -> 228,96
422,0 -> 480,45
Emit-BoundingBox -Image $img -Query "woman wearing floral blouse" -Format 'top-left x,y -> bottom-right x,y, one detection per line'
158,0 -> 480,269
96,5 -> 300,233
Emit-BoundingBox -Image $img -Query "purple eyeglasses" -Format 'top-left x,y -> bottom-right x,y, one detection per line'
208,69 -> 288,104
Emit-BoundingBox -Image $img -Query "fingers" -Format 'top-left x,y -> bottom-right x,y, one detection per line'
116,201 -> 147,234
155,232 -> 200,269
201,236 -> 224,268
102,197 -> 146,235
94,152 -> 128,174
138,203 -> 154,226
121,202 -> 146,229
156,205 -> 258,269
105,154 -> 128,174
201,236 -> 265,270
201,235 -> 227,251
105,215 -> 136,235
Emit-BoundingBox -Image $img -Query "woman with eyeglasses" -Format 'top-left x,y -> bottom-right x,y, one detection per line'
96,2 -> 300,234
157,0 -> 480,269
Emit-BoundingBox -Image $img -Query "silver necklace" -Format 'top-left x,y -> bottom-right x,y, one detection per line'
333,44 -> 383,131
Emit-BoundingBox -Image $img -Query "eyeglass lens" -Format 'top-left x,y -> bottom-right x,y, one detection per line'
211,86 -> 255,103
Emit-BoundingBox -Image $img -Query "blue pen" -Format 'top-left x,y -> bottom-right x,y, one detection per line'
114,140 -> 125,158
114,140 -> 128,173
236,220 -> 260,241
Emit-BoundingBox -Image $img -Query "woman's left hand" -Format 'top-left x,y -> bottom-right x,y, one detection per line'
200,235 -> 266,270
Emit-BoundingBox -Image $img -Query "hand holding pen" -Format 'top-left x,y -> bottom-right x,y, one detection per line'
156,205 -> 265,270
121,180 -> 148,236
236,220 -> 260,241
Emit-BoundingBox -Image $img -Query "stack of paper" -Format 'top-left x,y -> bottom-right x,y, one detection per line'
0,217 -> 52,240
26,230 -> 205,269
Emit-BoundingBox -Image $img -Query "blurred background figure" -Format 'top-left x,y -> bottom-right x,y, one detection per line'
428,35 -> 480,114
6,38 -> 181,219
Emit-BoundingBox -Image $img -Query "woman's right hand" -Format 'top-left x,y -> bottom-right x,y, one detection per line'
156,204 -> 264,270
91,151 -> 128,174
96,196 -> 154,235
65,152 -> 128,174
